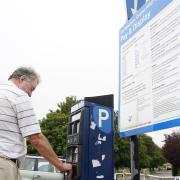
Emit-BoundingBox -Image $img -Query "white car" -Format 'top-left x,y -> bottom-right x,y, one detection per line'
20,155 -> 66,180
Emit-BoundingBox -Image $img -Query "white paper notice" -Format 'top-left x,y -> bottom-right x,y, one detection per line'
92,160 -> 101,168
97,175 -> 104,179
90,121 -> 96,130
102,155 -> 105,161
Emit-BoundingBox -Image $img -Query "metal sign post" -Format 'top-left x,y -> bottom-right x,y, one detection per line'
130,136 -> 140,180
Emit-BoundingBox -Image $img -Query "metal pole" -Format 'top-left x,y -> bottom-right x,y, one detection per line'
130,135 -> 140,180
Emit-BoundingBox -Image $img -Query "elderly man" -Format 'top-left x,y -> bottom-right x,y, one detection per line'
0,67 -> 72,180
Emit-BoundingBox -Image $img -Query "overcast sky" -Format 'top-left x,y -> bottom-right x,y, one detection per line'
0,0 -> 178,147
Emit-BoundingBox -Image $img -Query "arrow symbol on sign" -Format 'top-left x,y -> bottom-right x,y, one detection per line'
131,0 -> 138,15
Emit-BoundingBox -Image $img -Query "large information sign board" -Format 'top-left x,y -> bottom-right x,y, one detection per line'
119,0 -> 180,137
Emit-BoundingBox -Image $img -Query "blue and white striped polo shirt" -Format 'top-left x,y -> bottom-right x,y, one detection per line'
0,81 -> 41,163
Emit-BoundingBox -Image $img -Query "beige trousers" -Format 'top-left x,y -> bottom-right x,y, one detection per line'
0,157 -> 21,180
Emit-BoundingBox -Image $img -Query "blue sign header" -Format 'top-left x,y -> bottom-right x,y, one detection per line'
121,0 -> 172,45
126,0 -> 146,20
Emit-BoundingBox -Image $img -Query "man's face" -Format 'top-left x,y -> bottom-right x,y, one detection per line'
18,76 -> 38,97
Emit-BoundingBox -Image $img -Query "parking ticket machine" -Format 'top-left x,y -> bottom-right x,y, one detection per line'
66,95 -> 114,180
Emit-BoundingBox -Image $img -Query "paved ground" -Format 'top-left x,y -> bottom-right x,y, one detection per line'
150,170 -> 172,177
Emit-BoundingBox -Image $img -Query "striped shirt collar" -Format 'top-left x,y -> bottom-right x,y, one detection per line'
0,81 -> 27,96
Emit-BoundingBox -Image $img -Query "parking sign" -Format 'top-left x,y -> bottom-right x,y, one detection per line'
93,106 -> 112,133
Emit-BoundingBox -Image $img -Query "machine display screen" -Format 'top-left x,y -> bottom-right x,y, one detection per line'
71,112 -> 81,122
73,121 -> 80,134
70,112 -> 81,134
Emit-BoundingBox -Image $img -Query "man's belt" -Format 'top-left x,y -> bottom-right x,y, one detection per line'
0,157 -> 19,168
10,159 -> 19,167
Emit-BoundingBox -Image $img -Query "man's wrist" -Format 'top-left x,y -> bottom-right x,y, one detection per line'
58,161 -> 66,172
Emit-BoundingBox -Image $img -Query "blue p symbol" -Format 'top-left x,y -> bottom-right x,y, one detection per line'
99,109 -> 109,128
93,106 -> 112,133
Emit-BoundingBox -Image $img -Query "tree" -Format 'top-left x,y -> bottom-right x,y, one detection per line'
162,130 -> 180,176
139,134 -> 165,170
27,96 -> 78,156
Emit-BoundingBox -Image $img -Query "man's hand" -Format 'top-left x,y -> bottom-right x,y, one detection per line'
28,133 -> 73,179
62,163 -> 72,180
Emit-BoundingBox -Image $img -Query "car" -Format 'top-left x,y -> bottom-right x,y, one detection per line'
19,155 -> 66,180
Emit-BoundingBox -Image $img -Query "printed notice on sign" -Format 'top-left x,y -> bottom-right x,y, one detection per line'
119,0 -> 180,137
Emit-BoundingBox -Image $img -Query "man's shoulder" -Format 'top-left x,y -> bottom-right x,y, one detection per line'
0,81 -> 26,97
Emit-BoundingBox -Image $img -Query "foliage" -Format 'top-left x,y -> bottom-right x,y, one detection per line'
162,130 -> 180,175
27,96 -> 78,156
139,134 -> 165,170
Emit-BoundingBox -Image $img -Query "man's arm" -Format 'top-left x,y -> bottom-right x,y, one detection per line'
28,133 -> 72,174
